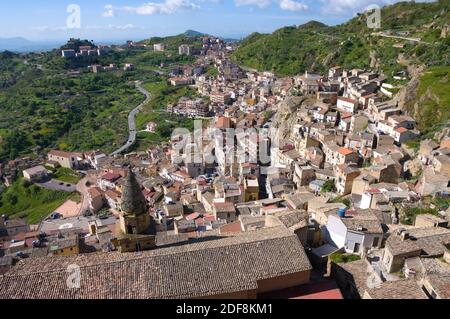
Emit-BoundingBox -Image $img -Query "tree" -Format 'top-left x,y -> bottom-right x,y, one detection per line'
6,193 -> 18,206
0,130 -> 30,160
22,179 -> 32,188
321,180 -> 336,193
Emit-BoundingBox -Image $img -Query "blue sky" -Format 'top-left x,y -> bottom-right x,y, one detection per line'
0,0 -> 435,41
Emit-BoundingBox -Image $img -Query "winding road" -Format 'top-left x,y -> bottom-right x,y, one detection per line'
110,81 -> 151,156
371,32 -> 431,46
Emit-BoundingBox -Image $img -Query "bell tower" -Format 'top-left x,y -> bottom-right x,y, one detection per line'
119,166 -> 151,235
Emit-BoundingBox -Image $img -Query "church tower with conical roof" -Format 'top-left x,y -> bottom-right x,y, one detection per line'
119,166 -> 151,235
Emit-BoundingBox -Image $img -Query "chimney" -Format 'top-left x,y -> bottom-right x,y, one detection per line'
401,231 -> 410,241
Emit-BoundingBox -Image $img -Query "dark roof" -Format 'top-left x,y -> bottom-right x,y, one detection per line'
0,227 -> 311,299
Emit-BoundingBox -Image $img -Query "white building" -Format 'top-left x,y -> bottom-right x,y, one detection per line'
179,44 -> 192,56
337,97 -> 359,114
154,43 -> 165,52
22,166 -> 49,182
326,209 -> 383,255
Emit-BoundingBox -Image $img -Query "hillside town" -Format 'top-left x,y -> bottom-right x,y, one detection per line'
1,35 -> 450,300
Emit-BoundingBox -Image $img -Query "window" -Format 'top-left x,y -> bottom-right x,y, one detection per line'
431,290 -> 437,299
373,237 -> 380,247
422,286 -> 437,299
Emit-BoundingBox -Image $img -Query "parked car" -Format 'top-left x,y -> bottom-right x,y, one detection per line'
50,212 -> 62,220
15,252 -> 26,258
83,210 -> 93,217
32,240 -> 42,248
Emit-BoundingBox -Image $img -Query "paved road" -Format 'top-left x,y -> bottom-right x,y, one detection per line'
371,32 -> 431,45
110,81 -> 151,156
36,179 -> 76,192
75,176 -> 91,216
39,215 -> 117,233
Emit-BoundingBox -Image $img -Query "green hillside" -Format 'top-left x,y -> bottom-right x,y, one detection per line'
232,1 -> 450,77
413,66 -> 450,132
0,34 -> 204,162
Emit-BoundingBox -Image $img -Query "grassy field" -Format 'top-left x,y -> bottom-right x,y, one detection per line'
52,167 -> 82,184
131,131 -> 165,152
416,66 -> 450,130
0,178 -> 76,224
330,252 -> 361,264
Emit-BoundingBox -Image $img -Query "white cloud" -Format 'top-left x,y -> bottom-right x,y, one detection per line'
234,0 -> 308,11
319,0 -> 434,15
234,0 -> 272,8
102,5 -> 115,18
279,0 -> 308,11
103,0 -> 200,17
115,24 -> 136,30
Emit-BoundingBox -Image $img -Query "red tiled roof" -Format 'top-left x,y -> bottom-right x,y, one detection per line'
219,221 -> 242,234
281,144 -> 295,152
337,148 -> 355,156
105,190 -> 121,200
88,187 -> 103,198
215,117 -> 231,129
394,127 -> 408,133
48,150 -> 75,158
100,173 -> 122,182
340,112 -> 353,119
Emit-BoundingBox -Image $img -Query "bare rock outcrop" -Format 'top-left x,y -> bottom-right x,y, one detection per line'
393,55 -> 425,117
271,95 -> 311,142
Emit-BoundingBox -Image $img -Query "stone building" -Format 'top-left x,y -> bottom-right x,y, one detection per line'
382,227 -> 450,273
115,166 -> 155,253
0,227 -> 312,299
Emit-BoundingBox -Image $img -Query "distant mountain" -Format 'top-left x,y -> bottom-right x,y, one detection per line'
0,37 -> 61,52
184,30 -> 240,43
183,30 -> 208,37
221,37 -> 241,44
298,20 -> 328,30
